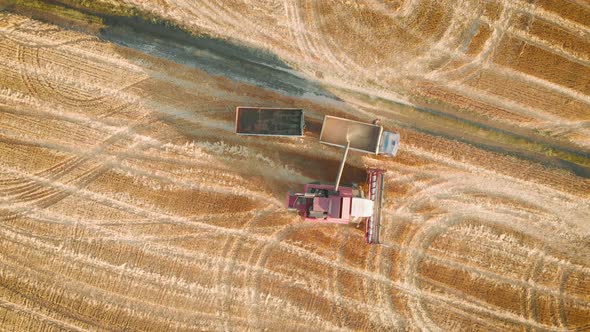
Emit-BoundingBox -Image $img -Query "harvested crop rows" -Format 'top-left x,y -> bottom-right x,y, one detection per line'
1,1 -> 590,331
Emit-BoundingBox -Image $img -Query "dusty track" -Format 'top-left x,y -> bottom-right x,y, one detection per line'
0,1 -> 590,331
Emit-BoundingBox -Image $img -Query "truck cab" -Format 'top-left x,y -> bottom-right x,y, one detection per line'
379,131 -> 400,157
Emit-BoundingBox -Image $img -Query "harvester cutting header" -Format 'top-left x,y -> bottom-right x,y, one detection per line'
235,107 -> 400,244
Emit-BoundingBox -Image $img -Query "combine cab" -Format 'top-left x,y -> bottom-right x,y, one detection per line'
235,106 -> 304,136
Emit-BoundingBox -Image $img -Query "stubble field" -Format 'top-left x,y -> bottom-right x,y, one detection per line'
1,0 -> 590,331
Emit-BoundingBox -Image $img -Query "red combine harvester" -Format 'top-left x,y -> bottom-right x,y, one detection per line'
235,108 -> 399,244
287,116 -> 397,244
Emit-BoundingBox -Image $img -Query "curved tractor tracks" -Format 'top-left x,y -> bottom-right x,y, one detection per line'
1,4 -> 590,331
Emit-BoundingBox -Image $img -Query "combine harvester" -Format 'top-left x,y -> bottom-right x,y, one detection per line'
287,115 -> 399,244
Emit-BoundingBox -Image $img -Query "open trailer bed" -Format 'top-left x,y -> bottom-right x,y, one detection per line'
235,107 -> 304,136
319,115 -> 383,153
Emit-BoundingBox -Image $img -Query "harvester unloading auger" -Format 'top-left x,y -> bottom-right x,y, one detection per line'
235,107 -> 400,244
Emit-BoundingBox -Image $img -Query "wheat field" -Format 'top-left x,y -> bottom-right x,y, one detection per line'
1,1 -> 590,331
